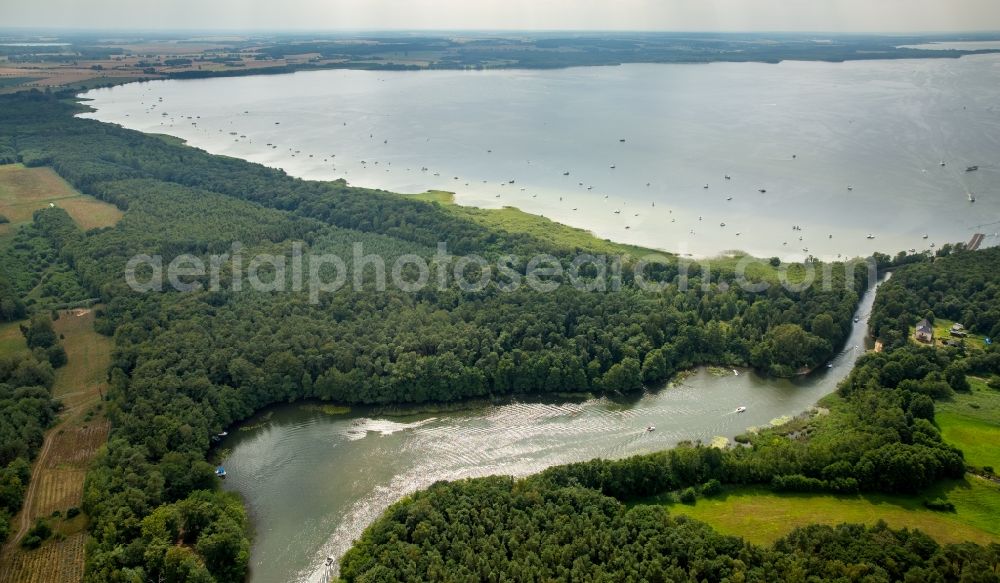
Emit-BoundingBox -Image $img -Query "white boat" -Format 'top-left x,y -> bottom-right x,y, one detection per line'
646,425 -> 655,432
736,406 -> 747,413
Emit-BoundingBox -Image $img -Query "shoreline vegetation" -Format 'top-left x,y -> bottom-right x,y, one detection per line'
404,190 -> 787,271
0,74 -> 995,582
210,363 -> 738,425
217,361 -> 790,428
404,189 -> 668,260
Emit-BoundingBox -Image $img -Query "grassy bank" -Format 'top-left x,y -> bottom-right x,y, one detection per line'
406,190 -> 662,260
0,321 -> 27,358
404,190 -> 787,281
937,377 -> 1000,470
652,478 -> 1000,547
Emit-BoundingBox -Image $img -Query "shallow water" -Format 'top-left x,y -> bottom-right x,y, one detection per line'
217,276 -> 883,583
901,41 -> 1000,51
79,57 -> 1000,260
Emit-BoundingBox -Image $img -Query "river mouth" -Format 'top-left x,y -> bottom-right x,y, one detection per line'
218,276 -> 882,583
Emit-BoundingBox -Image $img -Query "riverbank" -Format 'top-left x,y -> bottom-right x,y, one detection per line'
219,274 -> 881,582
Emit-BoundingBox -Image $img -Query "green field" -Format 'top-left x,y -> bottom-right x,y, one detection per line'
937,377 -> 1000,470
654,378 -> 1000,547
0,164 -> 123,235
0,319 -> 28,357
50,308 -> 113,406
654,478 -> 1000,547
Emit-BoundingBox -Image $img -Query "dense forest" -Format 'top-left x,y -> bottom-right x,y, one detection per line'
4,89 -> 999,582
0,90 -> 875,582
341,251 -> 1000,581
0,207 -> 94,318
340,477 -> 999,582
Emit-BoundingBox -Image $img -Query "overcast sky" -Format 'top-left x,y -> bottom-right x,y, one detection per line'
5,0 -> 1000,33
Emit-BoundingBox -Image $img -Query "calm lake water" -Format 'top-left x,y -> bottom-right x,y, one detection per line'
218,277 -> 883,583
79,57 -> 1000,260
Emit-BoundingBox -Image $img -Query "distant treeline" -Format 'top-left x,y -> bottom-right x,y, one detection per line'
166,61 -> 422,80
247,33 -> 1000,70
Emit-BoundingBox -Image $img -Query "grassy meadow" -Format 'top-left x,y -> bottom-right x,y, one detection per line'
937,377 -> 1000,470
0,164 -> 122,239
653,478 -> 1000,547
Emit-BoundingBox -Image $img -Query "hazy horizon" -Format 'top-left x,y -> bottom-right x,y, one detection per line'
4,27 -> 1000,35
6,0 -> 1000,34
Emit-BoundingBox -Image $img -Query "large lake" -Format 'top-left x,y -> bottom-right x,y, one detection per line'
218,278 -> 882,583
79,57 -> 1000,259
